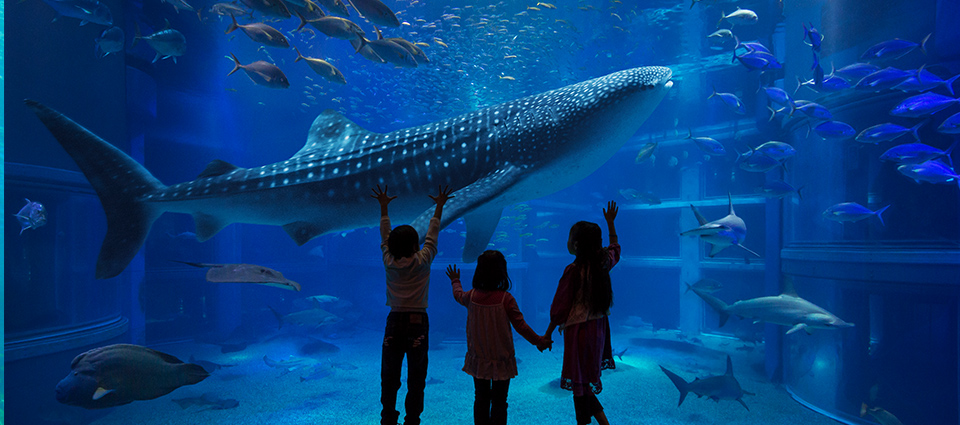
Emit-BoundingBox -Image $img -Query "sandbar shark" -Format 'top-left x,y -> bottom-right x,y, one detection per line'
680,193 -> 760,258
26,66 -> 672,278
660,355 -> 754,410
687,276 -> 854,334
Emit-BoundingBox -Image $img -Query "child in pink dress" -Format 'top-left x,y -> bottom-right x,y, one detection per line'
446,251 -> 551,425
545,201 -> 620,425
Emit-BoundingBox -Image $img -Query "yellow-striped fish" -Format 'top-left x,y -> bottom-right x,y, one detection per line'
504,54 -> 517,59
537,2 -> 556,9
499,75 -> 516,81
434,39 -> 448,48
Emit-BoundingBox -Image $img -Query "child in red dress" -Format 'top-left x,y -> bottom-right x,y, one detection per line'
545,201 -> 620,425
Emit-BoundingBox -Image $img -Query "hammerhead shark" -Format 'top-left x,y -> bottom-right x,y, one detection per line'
680,193 -> 760,258
26,66 -> 673,278
659,355 -> 754,410
687,276 -> 854,335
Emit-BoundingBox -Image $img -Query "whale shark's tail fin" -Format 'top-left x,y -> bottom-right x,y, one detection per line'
659,365 -> 690,406
687,284 -> 731,327
25,100 -> 166,279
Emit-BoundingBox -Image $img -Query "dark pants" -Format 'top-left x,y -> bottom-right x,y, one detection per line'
573,393 -> 603,425
381,312 -> 429,425
473,378 -> 510,425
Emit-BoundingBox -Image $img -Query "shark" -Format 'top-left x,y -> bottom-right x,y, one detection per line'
25,66 -> 673,279
679,193 -> 760,258
687,276 -> 854,335
659,355 -> 754,410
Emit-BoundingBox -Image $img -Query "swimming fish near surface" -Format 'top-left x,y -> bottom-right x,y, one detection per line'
56,344 -> 209,409
173,261 -> 302,291
227,53 -> 290,88
133,23 -> 186,63
25,66 -> 672,278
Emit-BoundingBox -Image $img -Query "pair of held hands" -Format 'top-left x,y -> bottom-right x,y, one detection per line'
445,264 -> 555,353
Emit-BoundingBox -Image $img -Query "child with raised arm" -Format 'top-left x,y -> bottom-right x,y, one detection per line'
545,201 -> 620,425
446,251 -> 551,425
372,184 -> 454,425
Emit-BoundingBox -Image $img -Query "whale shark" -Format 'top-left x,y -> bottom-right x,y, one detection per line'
26,66 -> 673,279
680,193 -> 760,258
687,276 -> 854,335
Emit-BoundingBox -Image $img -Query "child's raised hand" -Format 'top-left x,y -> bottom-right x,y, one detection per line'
371,185 -> 398,206
445,264 -> 460,281
429,185 -> 455,207
603,200 -> 618,222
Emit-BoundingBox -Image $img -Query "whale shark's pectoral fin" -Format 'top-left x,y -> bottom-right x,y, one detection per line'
411,165 -> 524,260
462,209 -> 504,262
193,213 -> 230,241
786,323 -> 810,335
283,221 -> 329,246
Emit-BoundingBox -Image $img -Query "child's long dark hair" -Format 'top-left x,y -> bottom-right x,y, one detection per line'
569,221 -> 613,315
473,250 -> 511,291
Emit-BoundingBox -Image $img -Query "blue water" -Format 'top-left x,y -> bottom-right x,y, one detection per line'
4,0 -> 960,424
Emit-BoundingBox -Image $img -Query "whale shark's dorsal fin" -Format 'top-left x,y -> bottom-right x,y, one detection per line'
198,159 -> 240,178
724,355 -> 734,376
780,274 -> 799,297
294,109 -> 376,159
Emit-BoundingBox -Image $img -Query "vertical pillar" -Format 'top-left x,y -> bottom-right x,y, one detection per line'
679,164 -> 702,335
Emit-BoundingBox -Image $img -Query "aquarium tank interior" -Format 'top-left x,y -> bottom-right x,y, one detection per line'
3,0 -> 960,423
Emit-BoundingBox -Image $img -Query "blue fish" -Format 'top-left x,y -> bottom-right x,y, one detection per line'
95,26 -> 124,58
834,63 -> 881,82
937,111 -> 960,134
754,141 -> 796,161
733,50 -> 781,71
709,87 -> 746,115
735,38 -> 770,54
880,141 -> 956,164
794,101 -> 833,121
893,68 -> 959,96
855,67 -> 912,92
762,86 -> 793,108
897,160 -> 959,187
814,121 -> 856,140
687,130 -> 726,156
803,23 -> 823,52
15,199 -> 48,235
41,0 -> 113,25
890,92 -> 958,118
822,202 -> 890,225
797,74 -> 851,93
756,180 -> 803,200
861,34 -> 930,61
737,149 -> 784,172
856,121 -> 924,144
133,24 -> 187,63
25,66 -> 674,278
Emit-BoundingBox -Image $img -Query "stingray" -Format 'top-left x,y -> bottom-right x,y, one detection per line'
174,261 -> 301,291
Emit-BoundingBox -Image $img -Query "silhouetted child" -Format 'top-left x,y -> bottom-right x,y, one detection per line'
446,251 -> 551,425
372,184 -> 453,425
545,201 -> 620,425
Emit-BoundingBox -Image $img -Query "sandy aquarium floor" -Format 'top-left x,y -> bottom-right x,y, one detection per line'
84,326 -> 841,425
